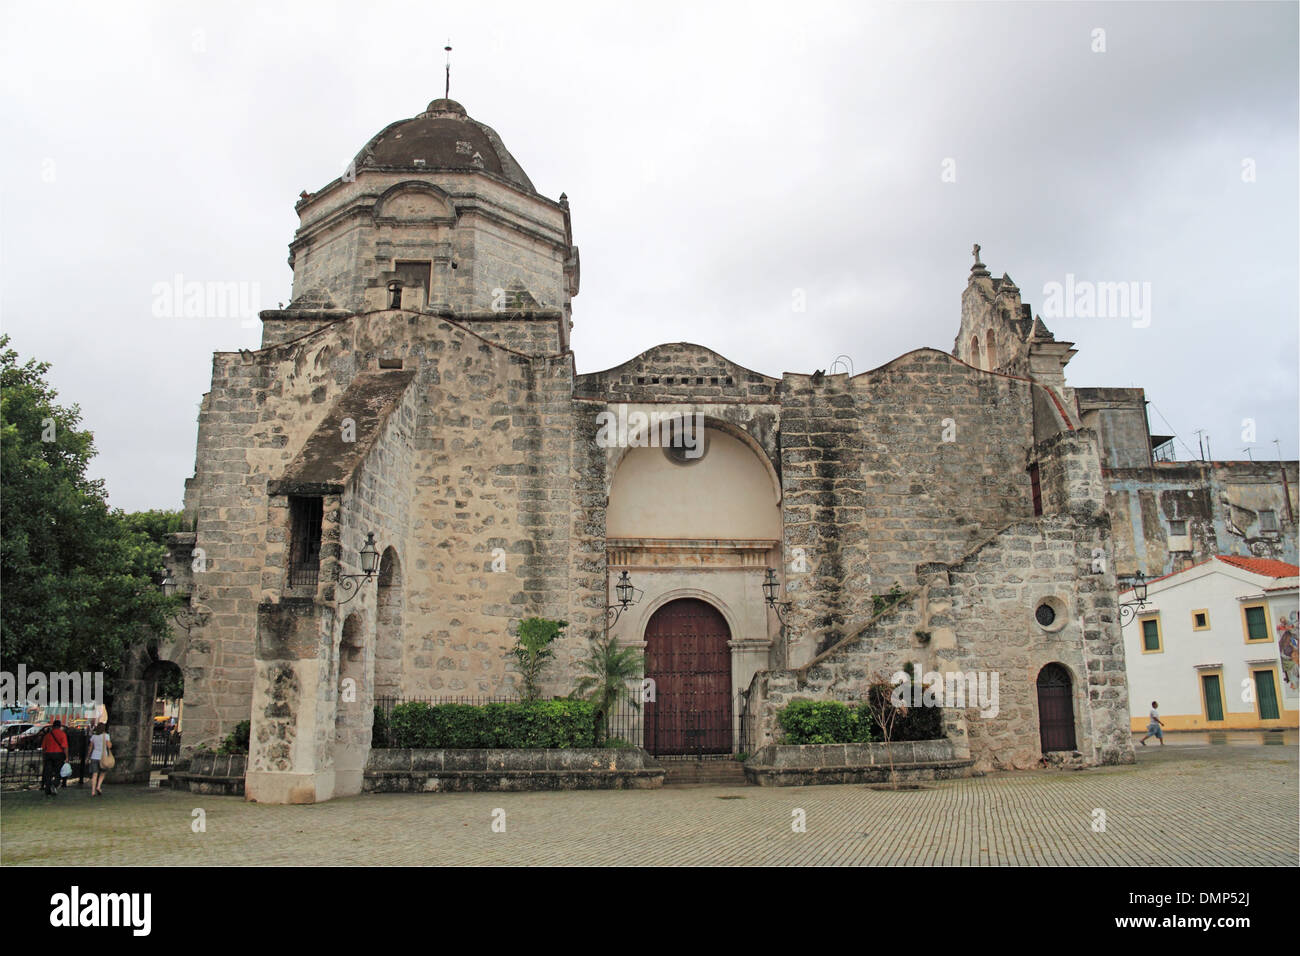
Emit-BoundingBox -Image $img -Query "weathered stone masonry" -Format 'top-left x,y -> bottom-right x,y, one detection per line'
147,94 -> 1292,801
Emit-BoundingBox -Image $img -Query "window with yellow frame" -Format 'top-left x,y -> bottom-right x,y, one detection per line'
1241,603 -> 1270,643
1138,612 -> 1163,653
1191,609 -> 1210,631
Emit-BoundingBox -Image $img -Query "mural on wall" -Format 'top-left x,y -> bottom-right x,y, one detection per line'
1278,610 -> 1299,696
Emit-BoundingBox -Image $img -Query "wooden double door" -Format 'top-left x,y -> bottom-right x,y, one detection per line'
643,599 -> 733,755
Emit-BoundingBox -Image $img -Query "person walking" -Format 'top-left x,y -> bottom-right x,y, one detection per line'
39,719 -> 69,797
1139,700 -> 1164,746
87,722 -> 111,796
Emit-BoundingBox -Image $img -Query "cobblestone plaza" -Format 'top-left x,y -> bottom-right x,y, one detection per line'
2,735 -> 1293,866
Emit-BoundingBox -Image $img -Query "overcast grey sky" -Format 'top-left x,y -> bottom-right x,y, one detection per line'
1,1 -> 1296,512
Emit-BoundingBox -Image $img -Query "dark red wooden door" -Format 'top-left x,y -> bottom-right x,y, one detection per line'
1036,663 -> 1077,752
644,599 -> 732,755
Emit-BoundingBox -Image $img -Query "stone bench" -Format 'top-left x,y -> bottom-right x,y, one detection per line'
167,753 -> 247,796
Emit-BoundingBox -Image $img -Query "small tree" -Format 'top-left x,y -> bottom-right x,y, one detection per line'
863,671 -> 908,788
572,633 -> 644,745
513,617 -> 566,701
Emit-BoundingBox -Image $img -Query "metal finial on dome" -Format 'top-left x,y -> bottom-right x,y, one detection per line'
444,42 -> 452,100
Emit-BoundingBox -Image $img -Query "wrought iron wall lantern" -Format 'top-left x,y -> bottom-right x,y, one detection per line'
158,573 -> 208,635
337,532 -> 382,605
606,570 -> 643,625
762,568 -> 794,627
1117,571 -> 1149,626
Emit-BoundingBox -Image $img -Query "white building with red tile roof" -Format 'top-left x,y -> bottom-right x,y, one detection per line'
1121,555 -> 1298,731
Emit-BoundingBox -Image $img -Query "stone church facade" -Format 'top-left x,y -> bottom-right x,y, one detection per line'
142,96 -> 1149,803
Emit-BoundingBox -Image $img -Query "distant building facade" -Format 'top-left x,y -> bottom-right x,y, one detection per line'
1120,555 -> 1299,731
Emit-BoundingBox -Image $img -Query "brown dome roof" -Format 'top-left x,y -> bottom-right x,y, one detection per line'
351,99 -> 535,192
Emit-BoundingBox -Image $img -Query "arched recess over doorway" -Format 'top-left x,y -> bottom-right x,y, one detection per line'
374,548 -> 403,701
333,612 -> 370,796
606,423 -> 781,540
643,598 -> 732,755
1036,662 -> 1078,753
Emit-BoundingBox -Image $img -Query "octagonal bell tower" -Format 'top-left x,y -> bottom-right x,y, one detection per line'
261,97 -> 580,355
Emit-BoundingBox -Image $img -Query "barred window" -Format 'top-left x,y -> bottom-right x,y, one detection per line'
288,496 -> 323,587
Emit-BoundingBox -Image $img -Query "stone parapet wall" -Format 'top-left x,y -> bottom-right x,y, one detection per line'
363,748 -> 664,792
574,342 -> 780,405
745,740 -> 973,786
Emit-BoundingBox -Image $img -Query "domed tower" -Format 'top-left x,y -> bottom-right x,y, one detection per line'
263,97 -> 580,355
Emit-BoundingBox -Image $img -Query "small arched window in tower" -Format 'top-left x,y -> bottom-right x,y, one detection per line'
969,336 -> 982,369
387,280 -> 403,310
985,329 -> 997,369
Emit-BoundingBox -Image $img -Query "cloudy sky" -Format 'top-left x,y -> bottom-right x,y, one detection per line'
1,1 -> 1296,511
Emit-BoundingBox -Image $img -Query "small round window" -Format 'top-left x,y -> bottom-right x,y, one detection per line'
663,422 -> 709,466
1034,596 -> 1067,633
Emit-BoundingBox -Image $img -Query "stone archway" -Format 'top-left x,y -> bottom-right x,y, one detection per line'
107,645 -> 185,784
374,548 -> 403,701
332,612 -> 371,797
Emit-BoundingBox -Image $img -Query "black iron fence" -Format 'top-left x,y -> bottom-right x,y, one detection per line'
152,729 -> 182,770
0,727 -> 89,791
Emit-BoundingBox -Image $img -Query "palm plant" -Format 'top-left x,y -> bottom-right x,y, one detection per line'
513,617 -> 566,701
573,633 -> 645,745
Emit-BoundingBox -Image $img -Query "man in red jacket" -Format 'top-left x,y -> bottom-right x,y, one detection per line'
40,719 -> 69,797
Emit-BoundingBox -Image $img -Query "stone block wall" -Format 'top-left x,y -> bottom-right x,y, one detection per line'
181,311 -> 599,757
756,514 -> 1134,772
1035,429 -> 1106,521
779,349 -> 1043,663
458,313 -> 563,357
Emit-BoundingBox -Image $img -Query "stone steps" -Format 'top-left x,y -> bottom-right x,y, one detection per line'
658,757 -> 749,786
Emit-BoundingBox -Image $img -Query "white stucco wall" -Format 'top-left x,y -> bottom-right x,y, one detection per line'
1120,561 -> 1298,730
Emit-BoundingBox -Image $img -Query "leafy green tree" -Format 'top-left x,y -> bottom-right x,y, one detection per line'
513,617 -> 566,701
122,509 -> 189,543
0,335 -> 175,677
572,633 -> 645,745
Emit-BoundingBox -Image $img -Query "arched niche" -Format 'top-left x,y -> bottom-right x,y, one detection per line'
332,611 -> 371,797
374,547 -> 404,701
372,181 -> 457,224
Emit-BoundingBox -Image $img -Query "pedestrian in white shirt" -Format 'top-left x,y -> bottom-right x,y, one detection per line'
87,722 -> 111,795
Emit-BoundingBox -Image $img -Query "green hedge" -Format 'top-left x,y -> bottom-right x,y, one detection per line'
386,700 -> 598,749
776,698 -> 946,744
777,700 -> 873,744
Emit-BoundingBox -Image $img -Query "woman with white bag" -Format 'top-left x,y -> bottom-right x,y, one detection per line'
88,722 -> 112,797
